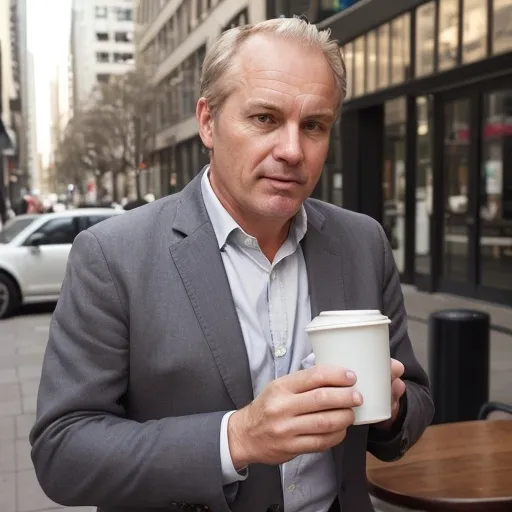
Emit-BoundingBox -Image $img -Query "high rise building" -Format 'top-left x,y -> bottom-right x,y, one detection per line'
70,0 -> 135,113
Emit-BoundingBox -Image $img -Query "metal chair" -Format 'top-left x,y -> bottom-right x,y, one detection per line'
478,401 -> 512,420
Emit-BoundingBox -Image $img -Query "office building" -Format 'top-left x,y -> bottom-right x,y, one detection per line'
316,0 -> 512,305
70,0 -> 135,112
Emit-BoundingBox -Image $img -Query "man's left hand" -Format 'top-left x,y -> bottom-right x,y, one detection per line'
375,359 -> 406,430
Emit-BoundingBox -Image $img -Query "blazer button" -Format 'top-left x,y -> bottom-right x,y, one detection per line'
267,505 -> 281,512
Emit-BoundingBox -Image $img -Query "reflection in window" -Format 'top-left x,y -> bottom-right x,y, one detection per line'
329,118 -> 343,207
354,37 -> 365,97
462,0 -> 487,63
416,2 -> 435,77
343,43 -> 354,100
378,24 -> 390,89
443,98 -> 470,282
366,31 -> 377,93
493,0 -> 512,55
415,97 -> 433,276
438,0 -> 459,71
391,14 -> 411,85
479,88 -> 512,290
383,98 -> 407,273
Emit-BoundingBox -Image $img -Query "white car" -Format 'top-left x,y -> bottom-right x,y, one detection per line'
0,208 -> 123,319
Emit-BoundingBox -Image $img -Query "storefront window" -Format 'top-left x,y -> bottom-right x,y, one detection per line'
416,2 -> 435,77
383,98 -> 407,273
330,118 -> 343,207
391,14 -> 411,85
438,0 -> 459,71
493,0 -> 512,54
354,36 -> 365,96
443,98 -> 470,282
479,89 -> 512,290
462,0 -> 488,63
343,43 -> 354,100
366,31 -> 377,93
415,97 -> 433,276
378,24 -> 390,89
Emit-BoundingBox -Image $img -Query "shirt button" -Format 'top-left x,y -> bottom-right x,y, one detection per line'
288,484 -> 296,492
244,238 -> 253,248
271,271 -> 277,280
274,345 -> 287,357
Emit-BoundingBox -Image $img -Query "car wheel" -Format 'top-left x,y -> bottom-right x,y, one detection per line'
0,274 -> 20,320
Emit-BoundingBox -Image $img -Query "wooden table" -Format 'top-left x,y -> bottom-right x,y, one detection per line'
366,420 -> 512,511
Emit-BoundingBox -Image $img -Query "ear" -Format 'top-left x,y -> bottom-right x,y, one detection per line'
196,97 -> 214,149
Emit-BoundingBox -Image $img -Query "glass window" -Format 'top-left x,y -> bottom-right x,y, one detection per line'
479,88 -> 512,290
416,2 -> 435,77
443,98 -> 470,282
87,216 -> 113,228
383,98 -> 407,273
462,0 -> 487,63
343,42 -> 354,100
354,36 -> 365,97
31,218 -> 78,245
391,14 -> 411,85
415,97 -> 434,276
95,6 -> 108,19
0,217 -> 37,244
116,8 -> 133,21
438,0 -> 459,71
378,24 -> 390,89
493,0 -> 512,54
366,31 -> 377,93
96,32 -> 109,41
96,52 -> 109,63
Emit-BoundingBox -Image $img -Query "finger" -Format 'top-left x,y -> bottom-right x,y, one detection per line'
293,386 -> 363,415
282,365 -> 357,394
391,359 -> 405,380
290,408 -> 356,436
391,378 -> 406,401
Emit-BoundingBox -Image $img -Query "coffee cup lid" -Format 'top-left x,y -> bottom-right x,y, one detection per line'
305,310 -> 390,332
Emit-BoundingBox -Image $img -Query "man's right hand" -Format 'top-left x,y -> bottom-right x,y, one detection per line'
227,365 -> 362,469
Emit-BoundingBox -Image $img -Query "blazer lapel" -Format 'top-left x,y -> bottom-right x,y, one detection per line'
302,201 -> 346,316
302,201 -> 347,487
169,174 -> 253,410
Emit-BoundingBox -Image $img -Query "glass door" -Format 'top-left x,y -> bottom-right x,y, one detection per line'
437,92 -> 479,293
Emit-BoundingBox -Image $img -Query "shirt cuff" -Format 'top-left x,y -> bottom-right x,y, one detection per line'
220,411 -> 249,486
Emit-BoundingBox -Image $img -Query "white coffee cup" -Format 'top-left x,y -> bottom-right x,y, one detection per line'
305,310 -> 392,426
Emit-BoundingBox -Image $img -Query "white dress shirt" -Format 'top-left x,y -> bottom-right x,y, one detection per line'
201,170 -> 338,512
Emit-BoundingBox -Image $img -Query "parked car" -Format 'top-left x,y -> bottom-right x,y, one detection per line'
0,208 -> 123,319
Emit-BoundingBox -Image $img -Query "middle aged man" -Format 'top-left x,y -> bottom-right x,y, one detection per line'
31,17 -> 434,512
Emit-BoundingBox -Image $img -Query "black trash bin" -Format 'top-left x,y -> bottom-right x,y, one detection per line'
428,309 -> 490,425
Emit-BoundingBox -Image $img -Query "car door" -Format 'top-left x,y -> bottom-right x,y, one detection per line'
19,216 -> 79,297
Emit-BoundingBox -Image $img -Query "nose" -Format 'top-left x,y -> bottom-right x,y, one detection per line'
273,123 -> 304,166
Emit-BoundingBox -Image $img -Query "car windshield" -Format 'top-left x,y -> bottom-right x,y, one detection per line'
0,217 -> 38,244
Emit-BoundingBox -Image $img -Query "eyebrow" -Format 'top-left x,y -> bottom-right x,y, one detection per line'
246,100 -> 335,120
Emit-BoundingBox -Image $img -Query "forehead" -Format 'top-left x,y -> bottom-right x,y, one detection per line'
229,33 -> 338,111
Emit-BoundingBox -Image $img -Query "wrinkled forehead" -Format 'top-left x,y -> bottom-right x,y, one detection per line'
225,34 -> 339,112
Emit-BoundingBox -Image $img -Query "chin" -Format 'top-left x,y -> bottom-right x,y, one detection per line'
256,195 -> 303,219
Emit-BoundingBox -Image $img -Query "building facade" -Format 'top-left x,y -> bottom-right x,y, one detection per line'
316,0 -> 512,306
70,0 -> 135,113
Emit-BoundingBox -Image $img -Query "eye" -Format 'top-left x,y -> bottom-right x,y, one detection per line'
304,120 -> 321,131
254,114 -> 273,124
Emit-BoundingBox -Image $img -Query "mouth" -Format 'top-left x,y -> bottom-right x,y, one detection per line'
262,176 -> 304,185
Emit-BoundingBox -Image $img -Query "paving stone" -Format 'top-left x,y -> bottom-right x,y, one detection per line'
0,472 -> 15,512
16,414 -> 36,440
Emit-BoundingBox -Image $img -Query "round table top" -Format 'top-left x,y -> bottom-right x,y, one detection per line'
366,420 -> 512,511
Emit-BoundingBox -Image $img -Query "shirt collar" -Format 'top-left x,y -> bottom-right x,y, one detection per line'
200,167 -> 308,250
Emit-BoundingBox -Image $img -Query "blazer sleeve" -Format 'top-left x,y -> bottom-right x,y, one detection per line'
366,223 -> 435,462
29,229 -> 232,511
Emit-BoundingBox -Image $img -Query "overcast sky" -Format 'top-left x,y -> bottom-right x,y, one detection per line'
27,0 -> 71,166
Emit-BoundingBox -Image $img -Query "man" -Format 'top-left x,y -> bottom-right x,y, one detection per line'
30,17 -> 433,512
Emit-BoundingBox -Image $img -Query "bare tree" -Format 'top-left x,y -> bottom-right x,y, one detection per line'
55,63 -> 167,201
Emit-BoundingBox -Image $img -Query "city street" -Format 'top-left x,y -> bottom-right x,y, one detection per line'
1,288 -> 511,512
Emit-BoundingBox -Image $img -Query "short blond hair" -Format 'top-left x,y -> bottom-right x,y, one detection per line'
200,16 -> 346,117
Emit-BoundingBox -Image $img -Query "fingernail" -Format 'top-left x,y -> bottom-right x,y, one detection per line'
346,371 -> 356,381
353,391 -> 362,406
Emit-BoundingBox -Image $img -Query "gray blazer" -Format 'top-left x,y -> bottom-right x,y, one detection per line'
30,171 -> 434,512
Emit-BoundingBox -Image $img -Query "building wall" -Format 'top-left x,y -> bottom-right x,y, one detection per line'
135,0 -> 267,197
71,0 -> 135,111
0,0 -> 14,125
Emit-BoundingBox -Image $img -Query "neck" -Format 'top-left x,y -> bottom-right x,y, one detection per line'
209,173 -> 293,262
